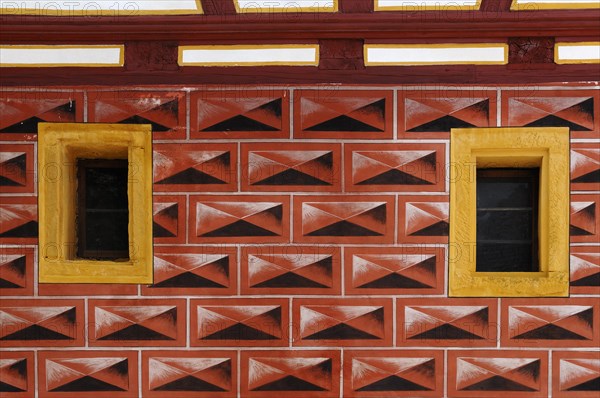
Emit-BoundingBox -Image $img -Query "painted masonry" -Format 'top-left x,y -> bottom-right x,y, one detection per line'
1,3 -> 600,398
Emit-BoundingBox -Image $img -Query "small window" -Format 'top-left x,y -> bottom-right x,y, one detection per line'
476,168 -> 539,273
38,123 -> 153,284
77,159 -> 129,260
449,127 -> 570,297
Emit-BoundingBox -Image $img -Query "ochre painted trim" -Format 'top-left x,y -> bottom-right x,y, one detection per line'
233,0 -> 338,13
178,44 -> 320,66
554,41 -> 600,64
449,127 -> 570,297
510,0 -> 600,10
363,43 -> 509,66
0,0 -> 203,15
375,0 -> 482,11
0,45 -> 124,67
38,123 -> 153,284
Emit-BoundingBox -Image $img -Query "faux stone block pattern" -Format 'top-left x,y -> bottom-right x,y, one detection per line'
397,298 -> 498,347
502,89 -> 599,140
88,91 -> 186,140
0,143 -> 35,194
294,89 -> 393,139
399,89 -> 496,139
38,350 -> 138,398
343,349 -> 444,397
0,91 -> 83,141
447,350 -> 548,397
0,350 -> 34,397
553,351 -> 600,398
501,297 -> 599,347
191,90 -> 290,139
1,85 -> 598,398
240,350 -> 341,397
142,350 -> 237,397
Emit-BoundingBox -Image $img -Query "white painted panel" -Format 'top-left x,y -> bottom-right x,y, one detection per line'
0,46 -> 123,67
235,0 -> 335,11
556,44 -> 600,63
180,46 -> 319,66
366,45 -> 507,65
1,0 -> 201,14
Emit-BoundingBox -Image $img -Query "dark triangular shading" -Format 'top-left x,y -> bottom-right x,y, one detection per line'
0,154 -> 26,186
0,116 -> 45,133
305,323 -> 381,340
254,272 -> 329,288
51,102 -> 76,115
153,222 -> 176,238
1,324 -> 73,340
3,256 -> 25,277
8,359 -> 27,378
253,375 -> 325,391
0,382 -> 25,392
410,323 -> 485,340
408,115 -> 475,132
358,273 -> 432,289
305,115 -> 383,132
526,114 -> 591,131
119,115 -> 171,132
572,169 -> 600,183
254,98 -> 282,118
354,99 -> 386,119
571,273 -> 600,287
569,98 -> 595,118
254,169 -> 331,186
0,176 -> 22,186
201,323 -> 278,340
306,220 -> 382,237
202,115 -> 278,132
513,324 -> 589,340
50,376 -> 125,392
153,99 -> 179,118
153,272 -> 227,288
0,221 -> 38,238
99,324 -> 174,341
154,375 -> 227,392
409,221 -> 449,236
156,168 -> 227,185
201,220 -> 279,237
571,225 -> 595,236
357,375 -> 431,391
462,375 -> 536,391
357,169 -> 433,185
0,279 -> 22,288
567,376 -> 600,391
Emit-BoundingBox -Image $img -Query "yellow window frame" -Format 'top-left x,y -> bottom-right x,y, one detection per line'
449,127 -> 570,297
38,123 -> 153,284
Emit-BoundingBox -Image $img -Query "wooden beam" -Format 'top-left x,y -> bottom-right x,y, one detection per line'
1,63 -> 598,86
1,10 -> 598,42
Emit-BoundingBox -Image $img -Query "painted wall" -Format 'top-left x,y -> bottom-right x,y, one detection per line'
0,85 -> 599,397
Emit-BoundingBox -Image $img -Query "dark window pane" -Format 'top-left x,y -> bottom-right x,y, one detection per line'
85,211 -> 129,252
476,243 -> 533,272
77,159 -> 129,260
477,181 -> 532,208
84,166 -> 128,209
476,168 -> 539,272
477,210 -> 532,241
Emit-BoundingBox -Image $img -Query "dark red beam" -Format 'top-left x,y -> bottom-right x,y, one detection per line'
2,9 -> 599,42
1,64 -> 598,87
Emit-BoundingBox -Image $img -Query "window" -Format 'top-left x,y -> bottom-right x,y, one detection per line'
77,159 -> 129,260
476,168 -> 539,273
449,127 -> 570,297
38,123 -> 153,284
